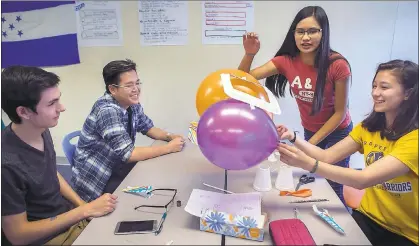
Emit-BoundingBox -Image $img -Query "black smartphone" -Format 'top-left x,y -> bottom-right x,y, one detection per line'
114,220 -> 158,235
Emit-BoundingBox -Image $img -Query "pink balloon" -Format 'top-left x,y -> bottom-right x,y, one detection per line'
197,99 -> 279,170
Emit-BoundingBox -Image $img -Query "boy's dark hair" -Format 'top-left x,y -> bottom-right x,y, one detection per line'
1,66 -> 60,124
362,60 -> 418,140
102,59 -> 137,93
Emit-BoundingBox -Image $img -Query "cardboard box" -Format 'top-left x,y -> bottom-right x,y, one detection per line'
200,210 -> 265,242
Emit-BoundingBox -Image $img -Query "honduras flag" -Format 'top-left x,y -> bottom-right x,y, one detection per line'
1,1 -> 80,68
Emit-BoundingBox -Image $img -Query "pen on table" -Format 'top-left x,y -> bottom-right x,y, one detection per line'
203,183 -> 235,194
155,212 -> 167,235
289,198 -> 329,203
293,208 -> 300,219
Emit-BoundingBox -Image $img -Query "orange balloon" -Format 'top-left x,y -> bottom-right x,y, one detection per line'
196,69 -> 270,116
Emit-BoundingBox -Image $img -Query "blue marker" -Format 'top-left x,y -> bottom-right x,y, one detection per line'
155,212 -> 167,235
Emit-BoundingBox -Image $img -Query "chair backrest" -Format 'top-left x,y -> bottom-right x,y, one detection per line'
343,168 -> 365,209
62,130 -> 81,166
343,185 -> 365,209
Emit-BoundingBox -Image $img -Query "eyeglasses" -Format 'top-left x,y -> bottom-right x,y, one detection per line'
294,28 -> 322,37
134,189 -> 177,235
111,82 -> 142,91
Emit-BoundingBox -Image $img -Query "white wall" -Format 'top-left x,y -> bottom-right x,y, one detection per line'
2,1 -> 418,169
391,1 -> 419,63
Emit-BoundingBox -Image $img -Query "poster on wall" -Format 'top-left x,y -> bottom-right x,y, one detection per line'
75,1 -> 123,47
202,1 -> 254,45
138,0 -> 188,46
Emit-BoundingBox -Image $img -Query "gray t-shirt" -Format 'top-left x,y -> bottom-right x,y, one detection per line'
1,125 -> 73,244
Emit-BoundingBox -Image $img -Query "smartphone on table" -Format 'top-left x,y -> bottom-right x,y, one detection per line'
114,220 -> 158,235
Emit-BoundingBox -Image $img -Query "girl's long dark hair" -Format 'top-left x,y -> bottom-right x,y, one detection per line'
362,60 -> 418,140
265,6 -> 350,115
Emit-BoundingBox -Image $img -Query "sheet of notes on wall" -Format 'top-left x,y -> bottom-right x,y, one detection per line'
202,1 -> 254,45
138,1 -> 188,46
75,1 -> 124,47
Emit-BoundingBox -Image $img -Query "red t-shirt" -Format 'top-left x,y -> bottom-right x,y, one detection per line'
271,55 -> 351,132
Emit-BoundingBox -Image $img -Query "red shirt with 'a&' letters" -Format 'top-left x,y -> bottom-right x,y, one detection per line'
271,55 -> 352,132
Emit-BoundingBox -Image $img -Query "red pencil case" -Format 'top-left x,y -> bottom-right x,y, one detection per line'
269,219 -> 316,245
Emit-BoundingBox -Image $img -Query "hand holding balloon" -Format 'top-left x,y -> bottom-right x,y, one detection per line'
276,125 -> 294,141
277,143 -> 315,171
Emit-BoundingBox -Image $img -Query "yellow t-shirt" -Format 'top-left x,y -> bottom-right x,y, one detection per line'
349,123 -> 418,244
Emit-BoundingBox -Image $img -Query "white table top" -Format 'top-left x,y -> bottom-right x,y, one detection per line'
73,140 -> 371,245
224,162 -> 371,245
73,142 -> 225,245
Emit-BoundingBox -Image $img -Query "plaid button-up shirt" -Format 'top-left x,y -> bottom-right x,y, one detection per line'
71,93 -> 154,202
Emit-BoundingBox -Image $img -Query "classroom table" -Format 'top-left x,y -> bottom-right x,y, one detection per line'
73,141 -> 226,245
73,140 -> 371,245
225,165 -> 371,245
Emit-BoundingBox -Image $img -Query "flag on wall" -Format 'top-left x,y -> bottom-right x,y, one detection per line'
1,1 -> 80,68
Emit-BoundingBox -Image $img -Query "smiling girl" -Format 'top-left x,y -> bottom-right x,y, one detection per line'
277,60 -> 418,245
238,6 -> 352,204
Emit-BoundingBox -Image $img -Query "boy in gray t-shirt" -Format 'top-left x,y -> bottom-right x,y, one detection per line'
1,66 -> 118,245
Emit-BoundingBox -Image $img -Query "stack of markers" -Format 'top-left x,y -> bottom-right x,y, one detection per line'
122,185 -> 153,198
188,121 -> 198,145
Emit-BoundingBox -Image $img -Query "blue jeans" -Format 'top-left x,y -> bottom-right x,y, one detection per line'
304,121 -> 353,206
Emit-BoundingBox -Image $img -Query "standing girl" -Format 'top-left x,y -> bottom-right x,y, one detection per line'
238,6 -> 352,204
